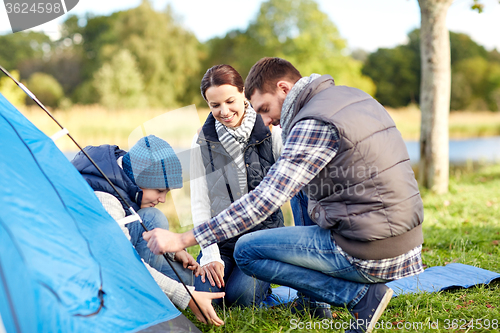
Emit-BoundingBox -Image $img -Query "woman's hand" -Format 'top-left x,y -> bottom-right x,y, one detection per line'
189,291 -> 225,326
199,261 -> 225,289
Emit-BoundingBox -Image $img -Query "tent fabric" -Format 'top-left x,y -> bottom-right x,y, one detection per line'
386,263 -> 500,297
0,93 -> 200,333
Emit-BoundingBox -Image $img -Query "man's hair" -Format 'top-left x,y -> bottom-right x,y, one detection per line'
244,57 -> 302,100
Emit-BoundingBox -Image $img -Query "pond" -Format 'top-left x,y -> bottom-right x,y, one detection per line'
405,136 -> 500,165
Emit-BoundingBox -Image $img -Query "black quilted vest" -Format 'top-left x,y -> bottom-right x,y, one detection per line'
197,113 -> 284,257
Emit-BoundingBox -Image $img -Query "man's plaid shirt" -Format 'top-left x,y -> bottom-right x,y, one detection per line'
193,119 -> 423,281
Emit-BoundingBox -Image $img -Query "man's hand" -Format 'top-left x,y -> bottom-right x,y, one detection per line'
143,229 -> 197,254
174,250 -> 199,272
199,262 -> 225,289
189,291 -> 225,326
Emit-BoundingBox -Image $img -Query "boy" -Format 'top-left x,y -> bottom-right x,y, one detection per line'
72,135 -> 224,326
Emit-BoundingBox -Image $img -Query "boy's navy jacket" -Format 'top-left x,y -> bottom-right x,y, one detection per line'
71,145 -> 142,215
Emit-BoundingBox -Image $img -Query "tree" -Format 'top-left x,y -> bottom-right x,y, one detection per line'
0,70 -> 26,107
249,0 -> 375,94
203,0 -> 375,96
66,1 -> 202,107
0,31 -> 51,72
417,0 -> 499,193
112,1 -> 201,107
451,56 -> 495,110
417,0 -> 454,194
362,46 -> 419,107
93,49 -> 147,109
26,72 -> 65,108
362,29 -> 490,109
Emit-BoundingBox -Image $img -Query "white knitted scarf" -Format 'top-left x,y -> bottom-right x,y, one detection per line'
280,73 -> 321,144
215,105 -> 257,194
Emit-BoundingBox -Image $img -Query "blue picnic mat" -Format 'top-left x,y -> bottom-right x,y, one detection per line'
263,263 -> 500,306
387,263 -> 500,297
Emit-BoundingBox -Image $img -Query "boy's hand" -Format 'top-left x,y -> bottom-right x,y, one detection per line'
189,291 -> 225,326
174,250 -> 199,271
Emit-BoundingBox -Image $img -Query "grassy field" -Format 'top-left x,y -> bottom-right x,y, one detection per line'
19,104 -> 212,151
386,104 -> 500,140
181,163 -> 500,333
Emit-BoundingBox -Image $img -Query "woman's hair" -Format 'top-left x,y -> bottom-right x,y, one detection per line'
200,64 -> 245,101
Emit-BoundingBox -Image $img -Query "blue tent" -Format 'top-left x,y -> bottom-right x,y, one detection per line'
0,93 -> 200,333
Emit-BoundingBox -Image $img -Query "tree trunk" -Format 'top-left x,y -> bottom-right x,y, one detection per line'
418,0 -> 453,194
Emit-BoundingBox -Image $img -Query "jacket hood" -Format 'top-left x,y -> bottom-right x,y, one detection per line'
71,145 -> 142,206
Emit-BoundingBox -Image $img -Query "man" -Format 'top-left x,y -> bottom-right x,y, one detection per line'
144,57 -> 424,332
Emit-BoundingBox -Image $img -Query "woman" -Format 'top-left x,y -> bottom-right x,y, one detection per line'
190,64 -> 284,307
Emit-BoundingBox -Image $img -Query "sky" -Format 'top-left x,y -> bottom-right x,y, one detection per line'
1,0 -> 499,52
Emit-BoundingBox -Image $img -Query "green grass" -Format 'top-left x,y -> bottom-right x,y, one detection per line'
179,164 -> 500,333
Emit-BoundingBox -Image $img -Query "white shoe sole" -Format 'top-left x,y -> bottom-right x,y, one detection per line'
366,287 -> 393,333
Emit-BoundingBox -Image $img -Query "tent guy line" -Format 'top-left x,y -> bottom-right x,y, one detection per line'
0,64 -> 208,325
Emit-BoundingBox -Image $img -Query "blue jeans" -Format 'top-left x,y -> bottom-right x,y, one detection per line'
290,190 -> 316,227
290,191 -> 330,310
126,207 -> 194,286
234,225 -> 382,309
194,252 -> 271,307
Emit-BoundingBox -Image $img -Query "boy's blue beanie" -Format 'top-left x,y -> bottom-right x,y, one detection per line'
122,135 -> 183,190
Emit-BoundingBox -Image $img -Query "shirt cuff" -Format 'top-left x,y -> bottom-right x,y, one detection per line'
199,244 -> 225,267
193,219 -> 219,249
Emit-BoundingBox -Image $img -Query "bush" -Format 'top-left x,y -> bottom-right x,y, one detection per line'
0,70 -> 26,107
26,72 -> 65,108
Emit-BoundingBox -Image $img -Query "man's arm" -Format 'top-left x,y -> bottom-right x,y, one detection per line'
144,229 -> 197,254
144,119 -> 340,253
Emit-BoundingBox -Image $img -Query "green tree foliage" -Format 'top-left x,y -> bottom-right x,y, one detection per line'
449,32 -> 488,64
26,72 -> 64,108
0,70 -> 26,107
452,57 -> 500,111
93,49 -> 147,109
362,46 -> 419,107
362,29 -> 499,110
202,30 -> 261,80
72,1 -> 201,107
203,0 -> 375,96
0,31 -> 51,72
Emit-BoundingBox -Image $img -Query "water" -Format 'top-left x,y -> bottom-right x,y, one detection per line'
64,136 -> 500,165
405,136 -> 500,165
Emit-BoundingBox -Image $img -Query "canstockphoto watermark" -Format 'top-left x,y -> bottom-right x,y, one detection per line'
290,318 -> 500,331
3,0 -> 79,33
290,318 -> 434,331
